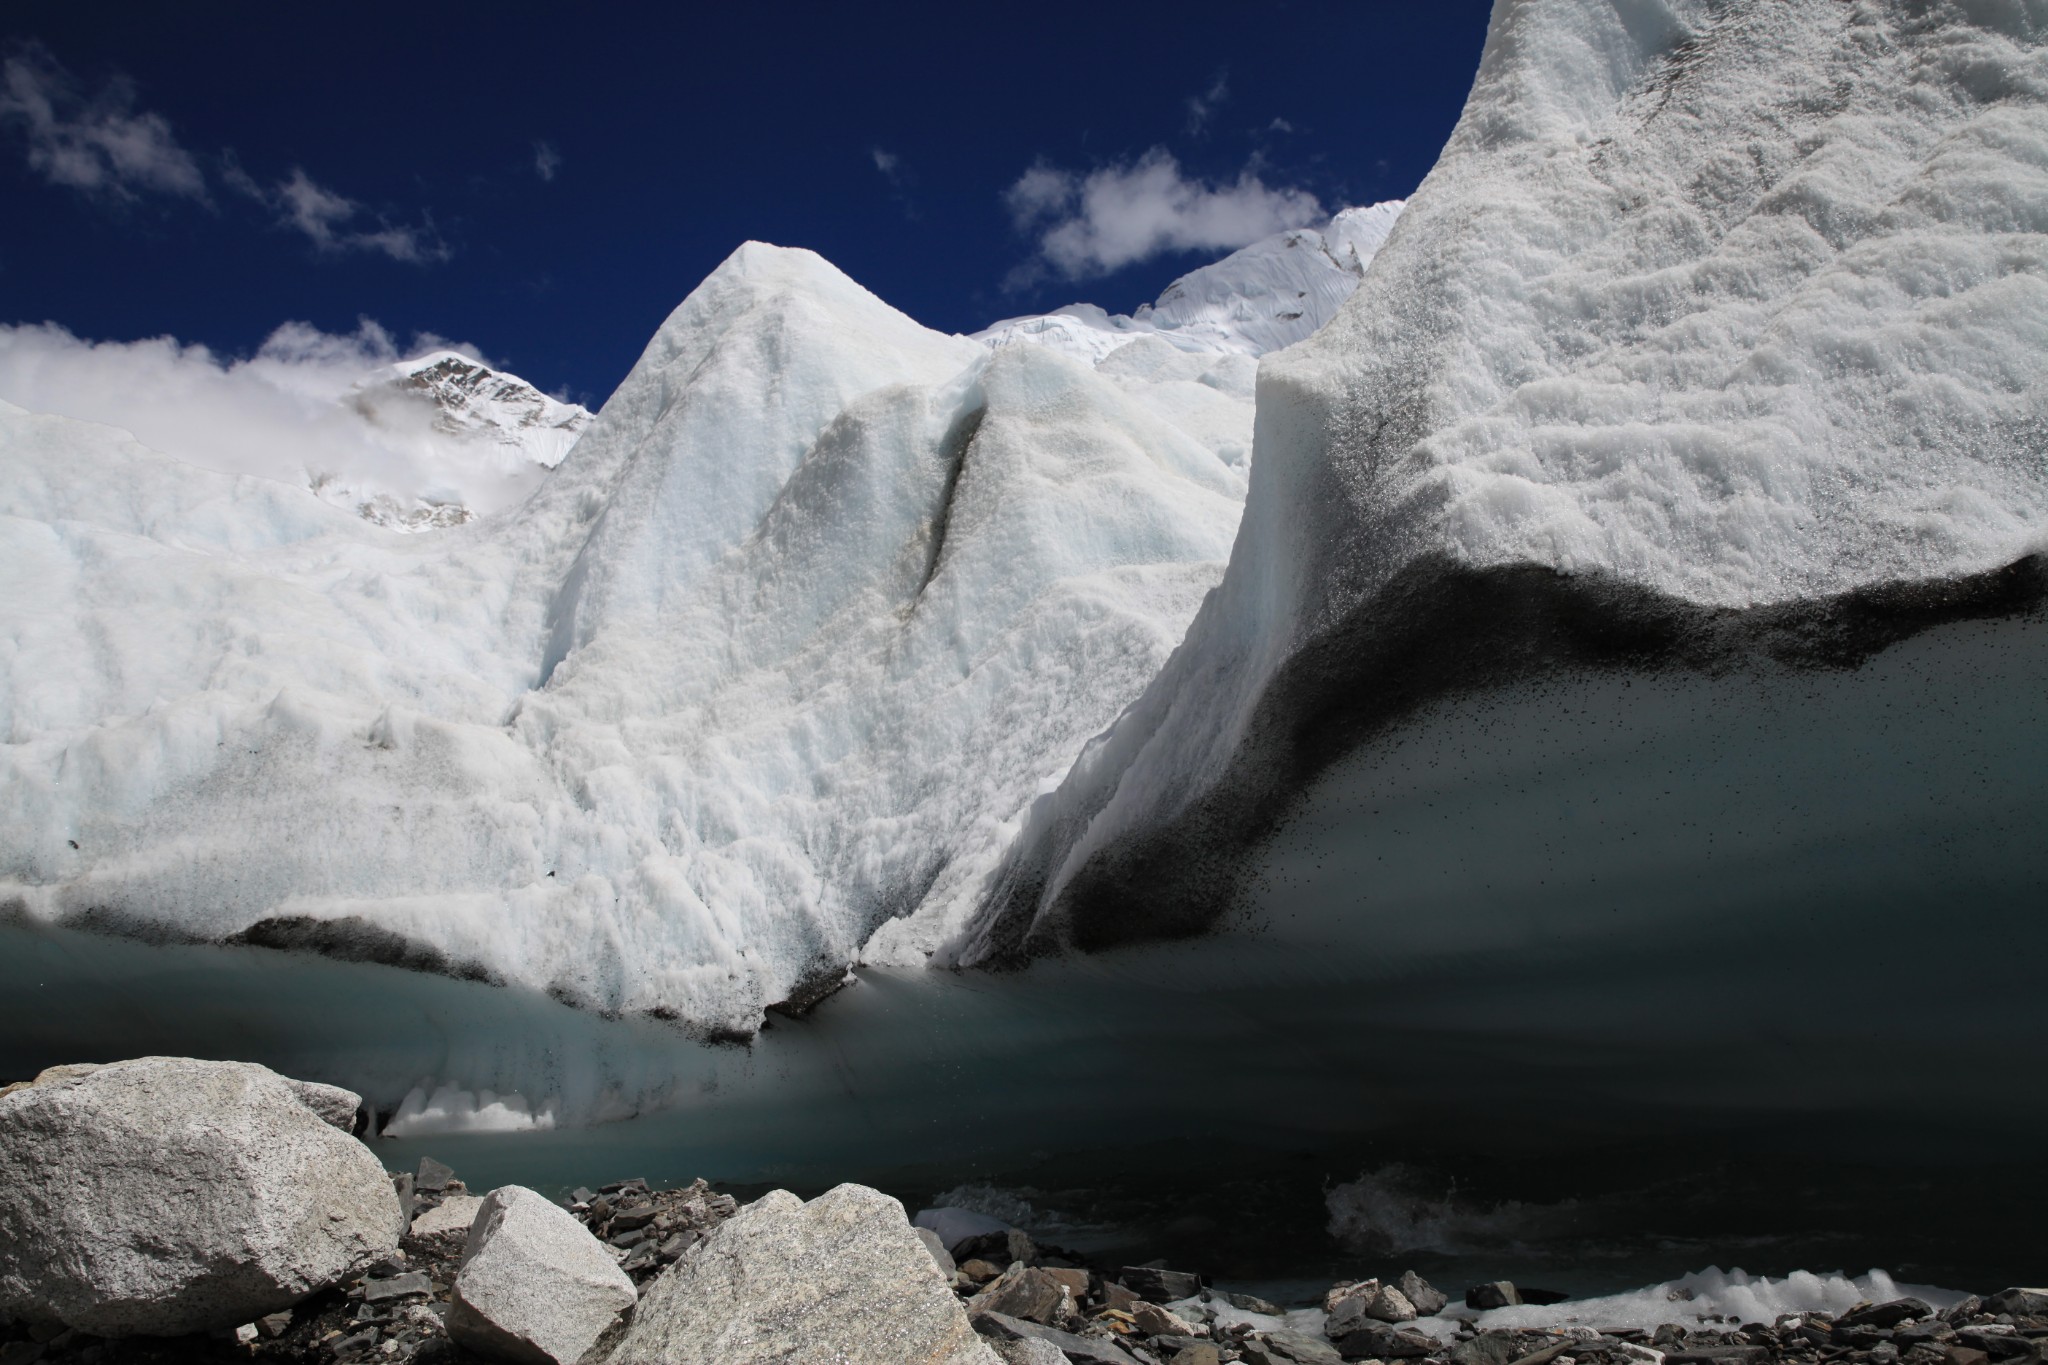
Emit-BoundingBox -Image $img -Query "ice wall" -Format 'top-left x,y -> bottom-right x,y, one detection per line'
953,0 -> 2048,960
0,244 -> 1246,1034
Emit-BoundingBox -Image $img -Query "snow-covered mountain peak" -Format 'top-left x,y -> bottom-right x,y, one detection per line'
377,350 -> 589,447
328,352 -> 590,530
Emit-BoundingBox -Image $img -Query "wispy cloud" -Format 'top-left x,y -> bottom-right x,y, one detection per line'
534,140 -> 561,182
870,145 -> 919,220
1,42 -> 450,264
0,43 -> 206,202
1003,148 -> 1322,283
230,165 -> 448,263
1185,72 -> 1230,135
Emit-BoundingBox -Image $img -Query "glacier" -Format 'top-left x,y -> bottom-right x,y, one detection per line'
0,0 -> 2044,1260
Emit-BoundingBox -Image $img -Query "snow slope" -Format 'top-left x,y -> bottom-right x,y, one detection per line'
977,201 -> 1404,362
0,244 -> 1244,1033
952,0 -> 2048,961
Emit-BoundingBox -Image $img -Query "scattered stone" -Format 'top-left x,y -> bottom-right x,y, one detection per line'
1468,1282 -> 1525,1311
1043,1267 -> 1091,1299
962,1259 -> 1007,1283
391,1172 -> 418,1233
1400,1271 -> 1450,1317
1251,1329 -> 1346,1364
1168,1344 -> 1223,1365
0,1056 -> 402,1337
1365,1285 -> 1420,1323
1842,1302 -> 1938,1331
258,1310 -> 294,1338
362,1273 -> 432,1303
1227,1290 -> 1287,1315
991,1338 -> 1072,1365
415,1157 -> 458,1193
606,1184 -> 998,1364
1944,1348 -> 1991,1365
1458,1334 -> 1540,1365
1665,1348 -> 1770,1365
1333,1323 -> 1438,1360
1103,1281 -> 1145,1312
1504,1342 -> 1578,1365
974,1310 -> 1139,1365
970,1264 -> 1072,1325
447,1185 -> 636,1365
1985,1290 -> 2048,1318
408,1196 -> 483,1240
1120,1266 -> 1202,1303
1133,1303 -> 1202,1337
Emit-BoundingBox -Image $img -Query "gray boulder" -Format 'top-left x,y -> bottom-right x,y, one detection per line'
0,1056 -> 402,1336
1399,1270 -> 1449,1317
447,1186 -> 635,1365
607,1183 -> 1000,1364
410,1194 -> 485,1240
284,1080 -> 362,1133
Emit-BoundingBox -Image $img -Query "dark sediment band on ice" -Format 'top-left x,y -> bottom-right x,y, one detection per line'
962,551 -> 2048,965
229,916 -> 504,987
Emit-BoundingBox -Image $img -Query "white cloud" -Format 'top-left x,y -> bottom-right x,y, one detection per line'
0,320 -> 564,517
1185,72 -> 1230,134
0,43 -> 205,201
1003,148 -> 1323,281
259,167 -> 447,263
534,140 -> 561,181
870,146 -> 900,178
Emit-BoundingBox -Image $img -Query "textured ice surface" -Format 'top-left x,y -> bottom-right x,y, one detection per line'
977,202 -> 1404,362
0,244 -> 1243,1033
955,0 -> 2048,962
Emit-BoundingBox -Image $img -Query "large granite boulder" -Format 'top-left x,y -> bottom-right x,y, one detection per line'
606,1183 -> 1000,1364
0,1056 -> 402,1336
447,1186 -> 635,1365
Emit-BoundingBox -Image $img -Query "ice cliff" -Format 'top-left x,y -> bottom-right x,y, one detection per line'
951,0 -> 2048,961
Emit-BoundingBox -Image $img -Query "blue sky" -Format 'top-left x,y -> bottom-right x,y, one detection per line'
0,2 -> 1493,405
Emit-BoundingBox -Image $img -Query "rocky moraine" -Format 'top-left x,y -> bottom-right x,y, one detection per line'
2,1060 -> 2041,1365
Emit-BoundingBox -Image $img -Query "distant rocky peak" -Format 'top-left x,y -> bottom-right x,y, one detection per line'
369,350 -> 591,448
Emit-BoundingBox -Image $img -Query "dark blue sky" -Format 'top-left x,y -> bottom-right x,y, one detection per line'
0,2 -> 1494,405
